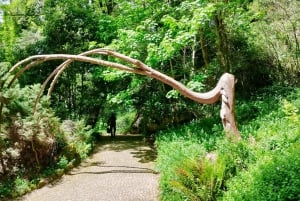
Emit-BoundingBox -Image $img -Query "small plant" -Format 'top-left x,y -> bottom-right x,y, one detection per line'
156,139 -> 207,201
12,177 -> 33,197
59,119 -> 94,165
171,155 -> 226,201
57,156 -> 69,169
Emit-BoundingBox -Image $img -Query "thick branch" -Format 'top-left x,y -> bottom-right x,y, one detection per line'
36,49 -> 117,112
11,53 -> 221,105
5,49 -> 241,138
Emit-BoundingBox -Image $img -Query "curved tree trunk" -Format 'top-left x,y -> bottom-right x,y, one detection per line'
1,49 -> 241,139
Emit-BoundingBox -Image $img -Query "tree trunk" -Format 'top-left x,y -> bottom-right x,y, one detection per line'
199,28 -> 209,68
219,74 -> 240,139
3,49 -> 241,139
214,10 -> 231,72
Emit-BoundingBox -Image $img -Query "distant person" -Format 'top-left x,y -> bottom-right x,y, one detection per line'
108,112 -> 116,137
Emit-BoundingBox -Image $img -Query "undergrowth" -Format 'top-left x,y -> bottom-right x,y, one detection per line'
156,87 -> 300,201
0,83 -> 96,200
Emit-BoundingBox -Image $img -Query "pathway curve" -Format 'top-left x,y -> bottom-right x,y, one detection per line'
20,135 -> 159,201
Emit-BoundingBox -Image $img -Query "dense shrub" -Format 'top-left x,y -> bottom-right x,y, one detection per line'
222,145 -> 300,201
155,116 -> 223,201
0,83 -> 95,199
222,92 -> 300,201
156,87 -> 300,201
171,155 -> 227,201
0,84 -> 60,176
156,139 -> 206,201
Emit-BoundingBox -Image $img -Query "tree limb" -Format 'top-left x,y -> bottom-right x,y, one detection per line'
4,49 -> 241,139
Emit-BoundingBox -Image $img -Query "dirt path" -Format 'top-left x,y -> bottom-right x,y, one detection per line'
20,135 -> 159,201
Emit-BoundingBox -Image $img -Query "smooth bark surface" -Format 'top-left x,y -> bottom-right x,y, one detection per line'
3,49 -> 241,139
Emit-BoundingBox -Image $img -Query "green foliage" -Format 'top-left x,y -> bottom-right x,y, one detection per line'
219,89 -> 299,201
156,87 -> 300,201
249,0 -> 300,85
60,120 -> 94,161
156,139 -> 206,201
56,156 -> 68,170
0,80 -> 96,199
156,123 -> 251,201
0,176 -> 34,199
156,115 -> 224,200
12,177 -> 32,197
0,0 -> 299,199
0,0 -> 43,62
43,0 -> 100,52
0,84 -> 59,172
170,156 -> 226,201
223,145 -> 300,201
96,14 -> 118,44
2,0 -> 297,136
222,91 -> 300,200
114,111 -> 136,133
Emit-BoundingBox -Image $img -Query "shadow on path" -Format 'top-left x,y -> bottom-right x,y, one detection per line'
95,134 -> 157,164
19,134 -> 159,201
68,165 -> 158,175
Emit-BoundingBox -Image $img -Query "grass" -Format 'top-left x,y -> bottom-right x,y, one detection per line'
155,87 -> 300,201
1,86 -> 299,200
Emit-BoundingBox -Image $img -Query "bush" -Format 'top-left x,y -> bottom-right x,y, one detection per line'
222,94 -> 300,201
156,140 -> 207,201
156,87 -> 300,201
155,117 -> 223,201
0,83 -> 96,199
0,84 -> 61,175
60,120 -> 94,163
222,145 -> 300,201
216,139 -> 253,180
12,177 -> 33,197
170,155 -> 226,201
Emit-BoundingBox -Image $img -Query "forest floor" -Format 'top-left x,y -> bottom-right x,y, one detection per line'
19,134 -> 159,201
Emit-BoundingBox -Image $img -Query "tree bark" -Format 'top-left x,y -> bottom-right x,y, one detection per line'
3,49 -> 241,139
214,10 -> 231,72
199,28 -> 209,68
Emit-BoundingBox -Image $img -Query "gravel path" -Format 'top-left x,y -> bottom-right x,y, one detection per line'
20,135 -> 159,201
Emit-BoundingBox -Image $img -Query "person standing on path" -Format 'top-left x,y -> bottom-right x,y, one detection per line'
108,112 -> 116,137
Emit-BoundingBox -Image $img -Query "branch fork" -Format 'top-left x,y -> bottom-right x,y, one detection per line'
1,49 -> 241,139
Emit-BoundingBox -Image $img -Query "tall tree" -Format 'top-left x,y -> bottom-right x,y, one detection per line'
250,0 -> 300,84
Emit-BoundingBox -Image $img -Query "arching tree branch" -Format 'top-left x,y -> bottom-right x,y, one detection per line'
3,49 -> 241,139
